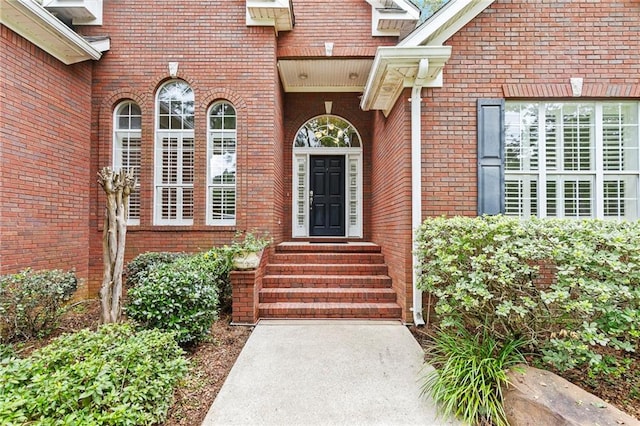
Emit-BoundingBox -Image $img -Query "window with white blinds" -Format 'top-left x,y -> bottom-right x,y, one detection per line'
207,102 -> 236,225
505,102 -> 640,219
154,80 -> 195,225
113,101 -> 141,225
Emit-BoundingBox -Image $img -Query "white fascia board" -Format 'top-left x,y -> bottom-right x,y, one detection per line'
398,0 -> 495,47
366,0 -> 420,37
1,0 -> 102,64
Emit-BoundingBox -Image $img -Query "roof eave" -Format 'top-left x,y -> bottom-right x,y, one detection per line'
398,0 -> 495,47
0,0 -> 102,65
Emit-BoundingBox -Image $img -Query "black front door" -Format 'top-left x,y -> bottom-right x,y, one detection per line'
310,155 -> 345,236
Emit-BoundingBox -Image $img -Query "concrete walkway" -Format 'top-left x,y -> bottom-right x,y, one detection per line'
202,320 -> 459,426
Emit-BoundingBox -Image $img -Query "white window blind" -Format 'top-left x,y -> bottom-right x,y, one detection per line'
155,81 -> 195,225
207,102 -> 237,225
505,101 -> 640,219
113,101 -> 141,224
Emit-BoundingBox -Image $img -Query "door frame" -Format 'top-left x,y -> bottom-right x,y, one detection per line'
292,148 -> 362,238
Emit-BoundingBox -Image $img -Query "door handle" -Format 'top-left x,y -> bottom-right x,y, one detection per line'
309,190 -> 314,210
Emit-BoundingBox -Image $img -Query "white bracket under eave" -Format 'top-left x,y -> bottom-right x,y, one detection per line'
246,0 -> 294,34
365,0 -> 419,37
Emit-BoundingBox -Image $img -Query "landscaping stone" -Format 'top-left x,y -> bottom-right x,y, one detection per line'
503,365 -> 640,426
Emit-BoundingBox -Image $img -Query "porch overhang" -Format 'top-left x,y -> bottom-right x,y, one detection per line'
0,0 -> 105,65
359,46 -> 452,116
278,58 -> 373,93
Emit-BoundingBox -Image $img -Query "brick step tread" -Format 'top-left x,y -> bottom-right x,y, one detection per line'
270,253 -> 386,264
262,275 -> 392,288
265,263 -> 388,275
276,242 -> 381,253
259,302 -> 402,319
260,287 -> 397,303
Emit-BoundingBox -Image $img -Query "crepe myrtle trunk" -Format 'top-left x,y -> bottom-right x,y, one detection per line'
97,167 -> 136,324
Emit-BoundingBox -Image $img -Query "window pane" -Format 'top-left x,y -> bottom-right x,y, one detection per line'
562,104 -> 594,171
208,101 -> 237,224
114,101 -> 142,223
563,179 -> 592,218
603,103 -> 639,172
604,176 -> 638,219
158,81 -> 194,130
505,103 -> 538,172
294,115 -> 361,148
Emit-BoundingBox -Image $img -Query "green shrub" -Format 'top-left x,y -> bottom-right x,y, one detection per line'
0,323 -> 188,425
125,251 -> 187,288
0,269 -> 77,342
415,216 -> 640,375
421,326 -> 526,426
125,255 -> 221,346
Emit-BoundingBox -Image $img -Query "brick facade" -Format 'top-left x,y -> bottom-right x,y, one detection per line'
3,0 -> 640,322
0,25 -> 92,294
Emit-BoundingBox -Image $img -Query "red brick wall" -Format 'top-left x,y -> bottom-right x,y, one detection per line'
423,0 -> 640,217
0,25 -> 92,292
370,96 -> 413,322
277,0 -> 396,57
81,0 -> 282,293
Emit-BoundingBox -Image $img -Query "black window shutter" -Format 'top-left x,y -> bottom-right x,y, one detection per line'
477,99 -> 505,215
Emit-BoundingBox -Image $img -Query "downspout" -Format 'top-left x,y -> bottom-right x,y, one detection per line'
411,58 -> 429,326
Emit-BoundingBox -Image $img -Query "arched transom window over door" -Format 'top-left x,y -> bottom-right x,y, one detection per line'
292,115 -> 363,238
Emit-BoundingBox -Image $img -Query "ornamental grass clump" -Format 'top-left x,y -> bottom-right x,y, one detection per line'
421,326 -> 526,426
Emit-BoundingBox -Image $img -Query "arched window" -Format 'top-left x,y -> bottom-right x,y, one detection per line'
113,101 -> 141,224
207,101 -> 236,225
294,115 -> 361,148
154,80 -> 194,225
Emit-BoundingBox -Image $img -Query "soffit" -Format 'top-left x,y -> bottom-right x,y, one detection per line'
278,59 -> 374,93
360,46 -> 452,116
0,0 -> 102,64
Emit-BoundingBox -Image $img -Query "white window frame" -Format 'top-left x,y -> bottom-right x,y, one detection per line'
207,101 -> 237,226
505,101 -> 640,220
113,100 -> 141,225
154,80 -> 195,226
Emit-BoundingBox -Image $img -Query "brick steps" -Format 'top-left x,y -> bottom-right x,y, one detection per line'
258,242 -> 401,320
260,287 -> 397,303
258,302 -> 402,319
262,274 -> 392,288
265,263 -> 388,275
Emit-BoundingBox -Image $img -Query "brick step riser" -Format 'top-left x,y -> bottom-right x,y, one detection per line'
275,244 -> 381,254
265,264 -> 388,275
259,292 -> 397,304
262,276 -> 392,289
259,305 -> 402,319
270,253 -> 386,264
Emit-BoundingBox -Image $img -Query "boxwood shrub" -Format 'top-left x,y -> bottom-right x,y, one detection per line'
125,253 -> 223,346
0,323 -> 187,425
0,269 -> 77,342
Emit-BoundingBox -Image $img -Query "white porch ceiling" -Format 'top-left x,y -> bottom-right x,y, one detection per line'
278,59 -> 374,93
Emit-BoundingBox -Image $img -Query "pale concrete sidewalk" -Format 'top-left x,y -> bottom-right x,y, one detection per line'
202,320 -> 459,426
